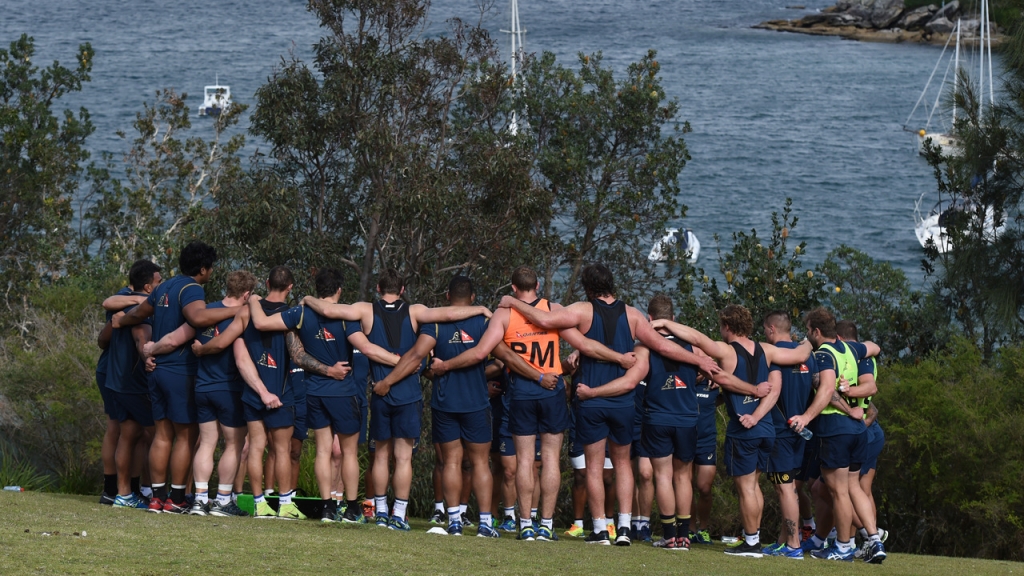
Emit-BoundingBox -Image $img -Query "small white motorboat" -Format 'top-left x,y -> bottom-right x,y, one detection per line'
914,192 -> 1005,253
198,79 -> 231,117
648,228 -> 700,264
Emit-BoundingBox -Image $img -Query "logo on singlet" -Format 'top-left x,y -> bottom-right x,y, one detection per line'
662,375 -> 687,390
259,352 -> 278,369
317,327 -> 335,341
449,330 -> 475,344
794,363 -> 809,374
742,395 -> 758,404
201,326 -> 215,338
157,294 -> 169,307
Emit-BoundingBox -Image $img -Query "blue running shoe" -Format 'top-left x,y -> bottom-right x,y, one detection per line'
477,523 -> 500,538
810,544 -> 855,562
536,526 -> 558,542
518,526 -> 536,541
388,515 -> 411,531
761,542 -> 784,555
691,529 -> 712,545
637,524 -> 652,543
375,513 -> 390,527
778,545 -> 804,560
800,537 -> 825,553
448,521 -> 463,536
497,517 -> 517,532
113,493 -> 148,509
864,541 -> 887,564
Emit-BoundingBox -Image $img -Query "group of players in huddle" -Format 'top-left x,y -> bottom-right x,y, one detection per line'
94,240 -> 887,563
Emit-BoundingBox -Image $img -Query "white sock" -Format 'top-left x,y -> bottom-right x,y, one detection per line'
141,486 -> 154,498
744,530 -> 760,546
837,539 -> 854,552
593,517 -> 608,533
828,527 -> 837,539
480,512 -> 493,526
279,490 -> 293,505
231,492 -> 240,503
573,519 -> 584,529
265,488 -> 275,496
459,503 -> 468,515
448,507 -> 461,525
617,513 -> 631,531
434,501 -> 445,513
858,527 -> 869,540
869,532 -> 881,543
504,506 -> 516,520
216,491 -> 231,506
541,518 -> 553,529
375,496 -> 389,515
802,517 -> 815,529
254,494 -> 265,504
811,534 -> 826,547
520,516 -> 532,530
530,507 -> 538,519
393,498 -> 408,519
195,491 -> 209,504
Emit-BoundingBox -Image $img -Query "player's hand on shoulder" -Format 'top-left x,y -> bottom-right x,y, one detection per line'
698,355 -> 721,375
498,295 -> 517,309
576,383 -> 594,400
477,306 -> 492,319
650,318 -> 667,330
754,381 -> 771,398
249,294 -> 262,303
142,341 -> 155,358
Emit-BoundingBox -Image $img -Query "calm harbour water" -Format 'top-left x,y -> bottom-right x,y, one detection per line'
4,0 -> 969,287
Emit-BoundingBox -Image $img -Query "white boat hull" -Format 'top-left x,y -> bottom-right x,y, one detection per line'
917,133 -> 960,157
648,228 -> 700,264
914,194 -> 1005,253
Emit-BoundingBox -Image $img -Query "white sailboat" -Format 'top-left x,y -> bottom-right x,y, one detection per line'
502,0 -> 527,136
648,228 -> 700,264
906,20 -> 962,157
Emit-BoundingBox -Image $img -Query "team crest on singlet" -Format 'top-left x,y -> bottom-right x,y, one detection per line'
317,327 -> 335,341
662,375 -> 687,390
742,395 -> 758,404
259,352 -> 278,368
449,330 -> 475,344
157,293 -> 170,307
201,326 -> 215,338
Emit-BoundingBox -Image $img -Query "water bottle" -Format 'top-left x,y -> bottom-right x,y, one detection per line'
788,418 -> 813,441
3,486 -> 24,491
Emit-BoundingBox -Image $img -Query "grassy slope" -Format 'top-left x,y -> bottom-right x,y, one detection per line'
1,492 -> 1021,576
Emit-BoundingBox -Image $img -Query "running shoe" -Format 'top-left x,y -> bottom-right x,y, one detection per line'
614,529 -> 631,547
477,523 -> 500,538
342,506 -> 367,524
564,524 -> 585,538
188,500 -> 209,516
761,542 -> 784,555
777,545 -> 804,560
254,500 -> 278,519
321,507 -> 338,523
429,509 -> 444,525
863,541 -> 887,564
162,499 -> 189,515
99,492 -> 115,506
447,521 -> 463,536
497,517 -> 517,533
691,529 -> 712,545
113,493 -> 148,509
375,512 -> 390,527
278,502 -> 307,520
536,526 -> 558,542
675,536 -> 691,551
518,526 -> 537,541
723,541 -> 763,558
584,530 -> 611,545
388,515 -> 411,531
810,544 -> 855,562
337,500 -> 348,515
209,500 -> 248,517
800,537 -> 825,553
461,513 -> 474,527
607,523 -> 617,541
878,528 -> 889,543
147,497 -> 164,514
652,537 -> 679,550
637,524 -> 652,543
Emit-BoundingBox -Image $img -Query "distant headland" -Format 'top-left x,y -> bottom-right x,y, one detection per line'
755,1 -> 1005,46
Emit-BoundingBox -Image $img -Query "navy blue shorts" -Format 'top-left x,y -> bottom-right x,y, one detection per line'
308,395 -> 364,436
293,395 -> 308,441
111,391 -> 154,428
631,419 -> 649,459
494,435 -> 540,459
767,434 -> 805,474
818,431 -> 867,472
575,403 -> 633,447
195,390 -> 245,428
96,374 -> 121,420
243,401 -> 295,430
723,436 -> 773,477
860,424 -> 885,475
796,435 -> 821,481
369,397 -> 422,441
641,424 -> 697,462
509,395 -> 568,436
433,408 -> 492,445
148,370 -> 197,424
695,447 -> 717,467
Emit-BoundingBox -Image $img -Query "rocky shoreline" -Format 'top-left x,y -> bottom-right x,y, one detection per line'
755,0 -> 1004,46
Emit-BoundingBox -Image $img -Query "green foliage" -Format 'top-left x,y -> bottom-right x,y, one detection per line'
0,441 -> 54,491
0,35 -> 94,316
878,339 -> 1024,560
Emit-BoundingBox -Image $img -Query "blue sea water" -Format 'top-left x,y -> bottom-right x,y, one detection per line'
3,0 -> 971,287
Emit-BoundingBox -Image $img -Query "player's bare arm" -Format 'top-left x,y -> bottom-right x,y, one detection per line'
347,331 -> 400,367
132,324 -> 153,357
145,322 -> 197,358
192,307 -> 249,356
789,368 -> 836,432
490,341 -> 557,390
411,303 -> 492,325
286,331 -> 350,380
232,338 -> 280,409
247,294 -> 290,331
841,373 -> 877,399
739,369 -> 781,429
97,322 -> 113,350
373,333 -> 437,395
497,296 -> 587,330
101,294 -> 146,311
432,311 -> 508,374
577,345 -> 649,400
642,316 -> 724,374
762,340 -> 812,367
300,297 -> 371,324
183,299 -> 239,329
558,326 -> 637,369
114,300 -> 154,328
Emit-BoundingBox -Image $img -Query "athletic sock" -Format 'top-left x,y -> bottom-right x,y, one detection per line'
434,501 -> 445,513
265,488 -> 275,496
520,517 -> 532,530
573,519 -> 584,529
676,515 -> 691,537
744,530 -> 760,546
541,518 -> 553,530
504,506 -> 516,520
617,513 -> 631,532
837,539 -> 854,553
279,490 -> 294,505
869,532 -> 882,543
661,514 -> 676,540
323,499 -> 337,515
631,517 -> 640,531
231,491 -> 240,504
347,500 -> 359,515
593,517 -> 608,534
254,494 -> 265,504
170,485 -> 186,504
130,477 -> 141,495
375,496 -> 389,516
103,474 -> 117,495
858,527 -> 869,540
194,482 -> 209,504
141,485 -> 153,498
638,515 -> 650,530
828,527 -> 838,539
459,503 -> 468,516
152,483 -> 167,500
216,487 -> 232,506
393,498 -> 408,519
480,512 -> 493,526
448,507 -> 461,525
811,534 -> 826,547
802,517 -> 815,530
530,508 -> 538,520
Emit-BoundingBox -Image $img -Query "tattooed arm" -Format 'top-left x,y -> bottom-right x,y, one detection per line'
285,332 -> 350,380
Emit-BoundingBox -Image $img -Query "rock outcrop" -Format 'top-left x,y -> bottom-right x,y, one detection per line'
755,0 -> 1001,46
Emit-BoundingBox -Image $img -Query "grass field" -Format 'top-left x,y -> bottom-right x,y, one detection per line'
1,491 -> 1021,575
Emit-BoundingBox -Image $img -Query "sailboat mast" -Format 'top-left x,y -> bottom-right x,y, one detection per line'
953,19 -> 960,124
979,0 -> 986,119
987,0 -> 995,105
502,0 -> 526,135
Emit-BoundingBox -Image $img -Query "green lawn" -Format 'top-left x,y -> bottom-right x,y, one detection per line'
1,491 -> 1020,575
